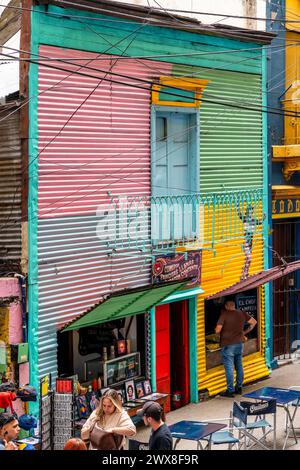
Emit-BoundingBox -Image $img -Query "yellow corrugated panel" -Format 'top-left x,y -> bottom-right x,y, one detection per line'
197,205 -> 269,395
283,0 -> 300,146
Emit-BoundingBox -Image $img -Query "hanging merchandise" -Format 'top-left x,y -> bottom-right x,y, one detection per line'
19,414 -> 38,431
0,391 -> 16,413
0,342 -> 6,367
18,343 -> 29,364
40,375 -> 54,450
0,381 -> 16,393
17,385 -> 37,402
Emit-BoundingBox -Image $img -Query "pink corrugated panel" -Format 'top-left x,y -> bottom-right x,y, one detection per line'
37,45 -> 172,218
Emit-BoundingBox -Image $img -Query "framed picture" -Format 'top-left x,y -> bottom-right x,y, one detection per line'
135,381 -> 145,398
75,395 -> 89,418
86,391 -> 100,412
143,379 -> 152,396
125,379 -> 136,402
116,388 -> 125,404
117,340 -> 127,356
100,388 -> 110,397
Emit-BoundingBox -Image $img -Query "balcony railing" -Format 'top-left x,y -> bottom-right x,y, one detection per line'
97,189 -> 264,252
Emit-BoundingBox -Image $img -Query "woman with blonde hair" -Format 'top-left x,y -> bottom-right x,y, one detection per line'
81,389 -> 136,450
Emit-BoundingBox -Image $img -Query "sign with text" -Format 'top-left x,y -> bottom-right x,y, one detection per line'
152,251 -> 202,287
272,198 -> 300,219
236,292 -> 258,339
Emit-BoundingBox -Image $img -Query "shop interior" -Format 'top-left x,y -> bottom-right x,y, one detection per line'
204,289 -> 259,370
58,314 -> 146,384
57,313 -> 168,423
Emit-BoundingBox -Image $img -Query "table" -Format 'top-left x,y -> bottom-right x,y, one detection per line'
168,420 -> 226,450
243,386 -> 300,450
124,394 -> 168,418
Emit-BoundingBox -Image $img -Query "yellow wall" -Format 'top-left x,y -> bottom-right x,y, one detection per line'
197,204 -> 269,395
284,0 -> 300,144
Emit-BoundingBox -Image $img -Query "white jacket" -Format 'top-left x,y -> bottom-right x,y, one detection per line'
81,409 -> 136,450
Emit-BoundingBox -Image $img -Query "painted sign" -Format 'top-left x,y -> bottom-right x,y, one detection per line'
236,293 -> 257,339
272,198 -> 300,219
152,251 -> 202,286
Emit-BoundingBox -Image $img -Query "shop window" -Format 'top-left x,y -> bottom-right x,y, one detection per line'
58,315 -> 147,390
205,289 -> 259,370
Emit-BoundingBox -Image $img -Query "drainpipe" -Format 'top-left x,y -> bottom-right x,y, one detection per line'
14,274 -> 27,343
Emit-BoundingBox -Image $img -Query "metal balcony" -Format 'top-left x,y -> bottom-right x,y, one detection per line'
100,189 -> 264,253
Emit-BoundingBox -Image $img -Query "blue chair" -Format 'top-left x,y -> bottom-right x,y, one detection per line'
199,414 -> 240,450
128,439 -> 149,450
288,386 -> 300,434
233,399 -> 277,450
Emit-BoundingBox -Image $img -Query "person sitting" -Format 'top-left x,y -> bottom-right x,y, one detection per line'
81,388 -> 136,450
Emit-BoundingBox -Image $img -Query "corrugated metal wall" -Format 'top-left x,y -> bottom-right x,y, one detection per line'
36,45 -> 172,378
34,41 -> 267,382
197,202 -> 269,395
173,64 -> 263,192
0,104 -> 22,267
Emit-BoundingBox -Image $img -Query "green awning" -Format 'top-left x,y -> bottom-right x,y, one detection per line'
62,282 -> 187,332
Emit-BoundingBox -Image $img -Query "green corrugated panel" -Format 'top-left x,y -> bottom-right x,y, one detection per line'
174,65 -> 263,193
62,282 -> 186,331
36,5 -> 262,75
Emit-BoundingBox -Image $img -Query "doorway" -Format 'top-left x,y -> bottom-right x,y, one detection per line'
273,220 -> 300,358
155,300 -> 190,412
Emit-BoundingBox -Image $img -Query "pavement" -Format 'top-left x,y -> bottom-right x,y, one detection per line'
135,361 -> 300,450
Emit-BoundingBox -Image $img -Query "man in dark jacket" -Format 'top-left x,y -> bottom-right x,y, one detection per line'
215,298 -> 257,397
137,401 -> 172,450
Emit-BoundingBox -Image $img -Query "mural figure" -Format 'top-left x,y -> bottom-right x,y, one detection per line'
237,204 -> 265,281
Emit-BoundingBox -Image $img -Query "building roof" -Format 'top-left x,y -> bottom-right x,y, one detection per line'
37,0 -> 276,44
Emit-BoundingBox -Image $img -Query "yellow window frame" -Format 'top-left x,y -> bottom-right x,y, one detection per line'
152,76 -> 209,107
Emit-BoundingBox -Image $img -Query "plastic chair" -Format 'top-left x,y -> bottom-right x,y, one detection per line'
287,386 -> 300,433
232,399 -> 277,450
198,414 -> 240,450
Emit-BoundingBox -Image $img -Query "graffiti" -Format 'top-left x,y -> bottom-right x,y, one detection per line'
237,204 -> 265,281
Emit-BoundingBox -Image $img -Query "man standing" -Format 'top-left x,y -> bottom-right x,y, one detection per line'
0,413 -> 20,450
137,401 -> 173,450
215,298 -> 257,397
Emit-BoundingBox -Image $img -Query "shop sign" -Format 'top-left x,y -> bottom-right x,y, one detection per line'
236,294 -> 257,321
152,251 -> 202,286
272,198 -> 300,218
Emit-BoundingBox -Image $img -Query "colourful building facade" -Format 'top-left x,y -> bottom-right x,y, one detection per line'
268,0 -> 300,360
25,1 -> 273,409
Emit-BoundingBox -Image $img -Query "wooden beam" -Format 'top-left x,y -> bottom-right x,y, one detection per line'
0,0 -> 21,44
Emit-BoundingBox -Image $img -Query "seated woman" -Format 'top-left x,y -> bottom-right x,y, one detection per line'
81,389 -> 136,450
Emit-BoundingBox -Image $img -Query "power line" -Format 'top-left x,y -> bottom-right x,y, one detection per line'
1,9 -> 154,228
1,48 -> 298,118
0,39 -> 294,60
0,0 -> 296,31
0,115 -> 264,230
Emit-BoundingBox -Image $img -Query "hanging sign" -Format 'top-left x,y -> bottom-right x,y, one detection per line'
152,251 -> 202,287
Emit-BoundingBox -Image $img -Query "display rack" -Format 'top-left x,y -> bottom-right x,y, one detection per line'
53,378 -> 75,450
40,375 -> 54,450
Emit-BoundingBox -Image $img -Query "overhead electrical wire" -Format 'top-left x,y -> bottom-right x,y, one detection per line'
1,47 -> 298,118
0,0 -> 298,32
0,1 -> 294,230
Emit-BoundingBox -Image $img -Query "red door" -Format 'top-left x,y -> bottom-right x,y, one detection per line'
155,304 -> 171,412
170,300 -> 190,406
